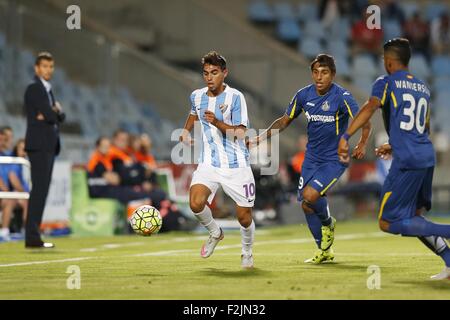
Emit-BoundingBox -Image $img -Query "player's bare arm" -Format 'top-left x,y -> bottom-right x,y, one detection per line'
8,172 -> 25,192
352,121 -> 372,160
249,114 -> 294,147
179,113 -> 198,145
204,110 -> 247,140
338,97 -> 381,163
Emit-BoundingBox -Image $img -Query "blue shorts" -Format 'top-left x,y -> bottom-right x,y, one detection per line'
378,163 -> 433,223
297,160 -> 346,202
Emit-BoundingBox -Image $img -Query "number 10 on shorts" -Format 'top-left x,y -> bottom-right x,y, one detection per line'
243,183 -> 255,198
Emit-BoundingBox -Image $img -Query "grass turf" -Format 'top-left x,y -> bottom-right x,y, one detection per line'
1,219 -> 449,300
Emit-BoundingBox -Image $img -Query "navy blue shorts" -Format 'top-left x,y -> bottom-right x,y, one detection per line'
378,163 -> 434,223
297,160 -> 346,202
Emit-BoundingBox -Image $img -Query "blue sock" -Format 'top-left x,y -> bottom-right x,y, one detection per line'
389,215 -> 450,238
310,197 -> 332,226
304,213 -> 322,249
439,247 -> 450,267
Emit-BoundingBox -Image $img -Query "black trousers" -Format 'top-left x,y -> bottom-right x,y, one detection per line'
25,151 -> 55,245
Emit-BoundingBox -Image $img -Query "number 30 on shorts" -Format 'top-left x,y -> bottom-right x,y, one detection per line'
243,183 -> 255,198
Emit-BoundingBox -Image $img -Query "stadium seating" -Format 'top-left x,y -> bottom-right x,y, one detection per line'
297,3 -> 318,23
276,18 -> 301,43
409,54 -> 431,81
248,0 -> 275,23
351,54 -> 378,79
431,56 -> 450,77
299,37 -> 324,59
382,20 -> 403,42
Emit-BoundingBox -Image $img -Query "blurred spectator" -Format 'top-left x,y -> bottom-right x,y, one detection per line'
135,134 -> 157,170
0,126 -> 14,155
319,0 -> 341,30
87,136 -> 184,232
287,135 -> 307,189
431,12 -> 450,55
0,130 -> 15,241
321,0 -> 367,22
109,129 -> 147,187
380,0 -> 405,24
87,136 -> 163,205
351,9 -> 384,58
402,12 -> 430,60
6,139 -> 29,233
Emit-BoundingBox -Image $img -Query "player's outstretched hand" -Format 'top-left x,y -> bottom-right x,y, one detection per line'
338,137 -> 350,164
351,142 -> 366,160
375,143 -> 392,160
179,133 -> 195,146
246,136 -> 260,149
204,111 -> 218,126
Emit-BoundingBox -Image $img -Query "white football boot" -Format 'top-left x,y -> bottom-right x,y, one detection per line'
200,228 -> 224,258
430,267 -> 450,280
241,254 -> 254,269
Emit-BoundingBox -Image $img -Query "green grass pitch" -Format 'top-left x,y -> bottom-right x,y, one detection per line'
1,219 -> 450,300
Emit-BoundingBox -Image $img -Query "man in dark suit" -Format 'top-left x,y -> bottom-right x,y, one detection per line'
24,52 -> 65,248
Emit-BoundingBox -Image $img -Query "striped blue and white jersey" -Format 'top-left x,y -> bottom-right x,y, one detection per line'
190,84 -> 250,168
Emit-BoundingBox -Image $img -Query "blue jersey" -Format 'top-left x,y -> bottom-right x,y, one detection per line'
285,83 -> 359,163
372,70 -> 435,169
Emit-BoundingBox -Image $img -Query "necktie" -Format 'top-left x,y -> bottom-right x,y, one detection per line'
49,90 -> 55,107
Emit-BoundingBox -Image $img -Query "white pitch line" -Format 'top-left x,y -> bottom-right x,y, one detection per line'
132,249 -> 195,257
129,232 -> 388,257
0,257 -> 92,268
0,232 -> 390,267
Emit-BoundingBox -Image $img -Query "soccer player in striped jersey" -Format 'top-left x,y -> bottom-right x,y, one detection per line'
180,51 -> 255,268
251,54 -> 371,264
339,38 -> 450,280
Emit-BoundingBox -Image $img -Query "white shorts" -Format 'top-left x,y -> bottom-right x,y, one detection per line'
190,164 -> 256,208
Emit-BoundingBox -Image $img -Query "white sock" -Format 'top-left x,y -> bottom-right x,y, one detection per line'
1,228 -> 9,236
194,205 -> 221,238
240,220 -> 255,256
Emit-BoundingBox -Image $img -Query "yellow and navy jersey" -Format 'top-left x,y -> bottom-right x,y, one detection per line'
285,83 -> 359,163
372,70 -> 435,169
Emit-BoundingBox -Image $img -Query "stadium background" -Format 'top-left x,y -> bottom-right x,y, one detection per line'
1,0 -> 450,238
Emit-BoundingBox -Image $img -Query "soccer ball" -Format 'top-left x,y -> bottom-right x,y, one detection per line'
129,205 -> 162,236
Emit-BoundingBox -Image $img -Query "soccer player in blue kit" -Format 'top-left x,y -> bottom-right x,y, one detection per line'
338,38 -> 450,280
252,54 -> 371,264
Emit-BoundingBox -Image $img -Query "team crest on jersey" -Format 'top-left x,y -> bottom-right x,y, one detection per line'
321,101 -> 330,111
219,104 -> 229,113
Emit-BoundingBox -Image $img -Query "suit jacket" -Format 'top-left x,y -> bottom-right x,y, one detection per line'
24,76 -> 65,155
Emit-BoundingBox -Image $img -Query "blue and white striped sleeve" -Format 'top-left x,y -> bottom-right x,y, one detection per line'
190,92 -> 196,115
231,93 -> 249,127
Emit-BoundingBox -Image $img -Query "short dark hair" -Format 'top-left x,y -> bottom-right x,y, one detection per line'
112,129 -> 128,138
35,51 -> 54,66
95,136 -> 109,147
383,38 -> 411,66
201,51 -> 227,70
0,126 -> 12,134
310,54 -> 336,74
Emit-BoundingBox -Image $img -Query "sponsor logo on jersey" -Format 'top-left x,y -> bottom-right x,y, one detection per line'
304,111 -> 335,123
306,102 -> 315,107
